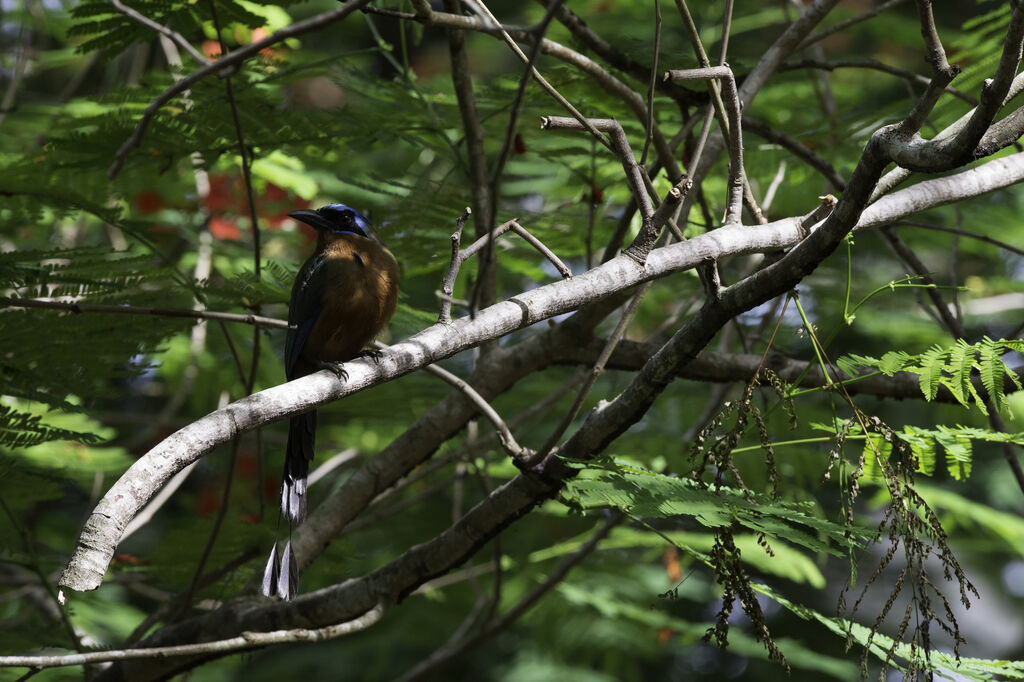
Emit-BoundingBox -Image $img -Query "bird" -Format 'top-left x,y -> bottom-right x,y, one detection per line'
261,203 -> 400,600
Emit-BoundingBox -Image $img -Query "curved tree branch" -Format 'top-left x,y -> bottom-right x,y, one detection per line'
59,150 -> 1024,597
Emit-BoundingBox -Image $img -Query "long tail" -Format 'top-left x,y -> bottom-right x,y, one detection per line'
261,409 -> 316,600
282,409 -> 316,524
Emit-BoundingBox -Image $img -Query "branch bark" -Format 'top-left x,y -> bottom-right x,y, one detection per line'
59,150 -> 1024,597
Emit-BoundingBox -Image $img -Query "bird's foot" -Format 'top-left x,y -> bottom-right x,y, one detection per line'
317,360 -> 348,381
355,348 -> 384,364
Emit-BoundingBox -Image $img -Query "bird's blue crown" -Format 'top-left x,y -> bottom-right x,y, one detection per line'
317,204 -> 371,237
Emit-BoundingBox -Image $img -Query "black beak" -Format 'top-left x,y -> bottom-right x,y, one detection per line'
287,209 -> 333,232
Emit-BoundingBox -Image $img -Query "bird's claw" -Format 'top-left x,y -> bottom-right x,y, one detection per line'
318,360 -> 348,381
356,349 -> 384,364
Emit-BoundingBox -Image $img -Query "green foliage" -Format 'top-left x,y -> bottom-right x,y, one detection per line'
0,403 -> 102,448
822,420 -> 1024,481
2,1 -> 1024,681
837,338 -> 1024,414
759,583 -> 1024,682
562,458 -> 867,558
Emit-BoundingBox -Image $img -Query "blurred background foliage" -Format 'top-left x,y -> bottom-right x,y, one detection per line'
1,0 -> 1023,680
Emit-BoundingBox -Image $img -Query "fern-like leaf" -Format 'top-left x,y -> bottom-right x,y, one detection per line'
979,336 -> 1006,411
916,344 -> 947,401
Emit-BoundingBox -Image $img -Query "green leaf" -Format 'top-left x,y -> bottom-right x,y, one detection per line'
917,344 -> 948,401
878,350 -> 912,375
979,336 -> 1006,411
934,427 -> 973,480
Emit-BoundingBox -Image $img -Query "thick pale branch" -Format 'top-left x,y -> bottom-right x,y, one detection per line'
58,150 -> 1024,596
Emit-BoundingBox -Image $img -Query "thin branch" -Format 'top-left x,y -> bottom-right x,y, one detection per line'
0,298 -> 286,329
895,220 -> 1024,257
438,216 -> 572,323
665,67 -> 745,224
540,115 -> 687,256
307,448 -> 361,487
420,363 -> 535,464
798,0 -> 909,50
913,0 -> 956,78
526,281 -> 655,467
0,603 -> 386,670
538,0 -> 704,108
443,0 -> 495,315
350,364 -> 583,518
671,0 -> 764,224
779,58 -> 977,105
508,222 -> 573,278
761,160 -> 787,214
108,0 -> 374,178
542,116 -> 654,226
393,513 -> 622,682
438,208 -> 471,324
640,0 -> 662,167
456,1 -> 610,150
742,116 -> 847,191
684,0 -> 842,204
57,151 -> 1024,595
108,0 -> 211,67
488,0 -> 563,197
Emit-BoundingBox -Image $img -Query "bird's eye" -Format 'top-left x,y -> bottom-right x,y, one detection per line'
340,211 -> 353,226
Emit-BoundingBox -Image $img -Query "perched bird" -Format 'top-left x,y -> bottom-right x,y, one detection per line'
262,203 -> 399,600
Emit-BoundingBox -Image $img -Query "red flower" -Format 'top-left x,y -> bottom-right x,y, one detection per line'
210,216 -> 241,240
133,190 -> 164,214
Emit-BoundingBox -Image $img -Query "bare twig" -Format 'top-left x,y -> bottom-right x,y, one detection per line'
488,0 -> 564,204
540,115 -> 687,257
420,363 -> 535,464
640,0 -> 662,167
526,281 -> 655,468
671,0 -> 765,224
393,514 -> 622,682
456,1 -> 610,150
542,116 -> 654,225
665,67 -> 745,224
762,160 -> 787,214
0,298 -> 286,329
538,0 -> 704,108
913,0 -> 956,78
743,116 -> 847,191
779,58 -> 977,105
443,0 -> 495,315
108,0 -> 211,67
799,0 -> 909,50
108,0 -> 374,178
438,208 -> 472,324
438,216 -> 572,323
895,220 -> 1024,257
0,602 -> 387,670
508,223 -> 573,278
